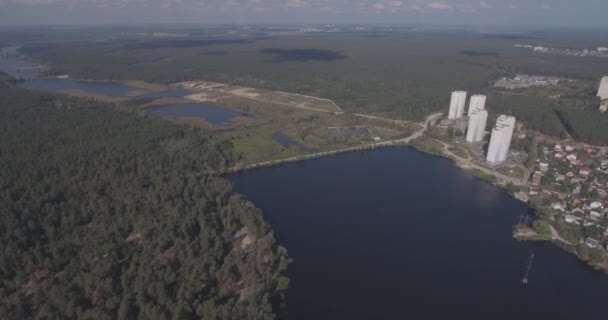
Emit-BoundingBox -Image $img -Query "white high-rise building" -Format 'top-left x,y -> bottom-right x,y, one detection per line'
466,109 -> 488,143
598,76 -> 608,100
448,91 -> 467,119
486,115 -> 516,164
467,95 -> 487,115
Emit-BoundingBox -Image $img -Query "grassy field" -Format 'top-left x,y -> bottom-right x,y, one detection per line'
409,136 -> 445,156
211,96 -> 416,164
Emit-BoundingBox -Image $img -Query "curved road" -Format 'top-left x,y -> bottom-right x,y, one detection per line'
228,112 -> 443,172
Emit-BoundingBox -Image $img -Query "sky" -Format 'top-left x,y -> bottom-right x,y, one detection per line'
0,0 -> 607,26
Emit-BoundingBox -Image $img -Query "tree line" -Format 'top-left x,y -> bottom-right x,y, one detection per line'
0,82 -> 289,319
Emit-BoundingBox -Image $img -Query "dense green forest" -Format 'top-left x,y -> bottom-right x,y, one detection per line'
0,81 -> 290,319
556,108 -> 608,145
18,30 -> 608,122
10,27 -> 608,144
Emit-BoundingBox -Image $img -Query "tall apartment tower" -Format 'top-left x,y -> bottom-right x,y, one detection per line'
598,76 -> 608,100
486,115 -> 516,164
466,109 -> 488,143
448,91 -> 467,119
467,95 -> 487,115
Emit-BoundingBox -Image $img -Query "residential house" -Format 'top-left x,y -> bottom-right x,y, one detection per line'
564,215 -> 580,224
590,201 -> 603,210
566,153 -> 578,163
585,237 -> 600,248
571,207 -> 585,216
540,162 -> 549,172
531,171 -> 542,186
590,211 -> 603,220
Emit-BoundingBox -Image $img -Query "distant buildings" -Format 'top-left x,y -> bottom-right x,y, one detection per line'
515,44 -> 608,58
486,115 -> 516,164
465,109 -> 488,143
444,92 -> 517,163
448,91 -> 467,119
494,74 -> 562,90
465,94 -> 488,143
467,95 -> 486,115
598,76 -> 608,100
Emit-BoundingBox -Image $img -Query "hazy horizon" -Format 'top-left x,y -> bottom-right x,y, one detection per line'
1,0 -> 608,27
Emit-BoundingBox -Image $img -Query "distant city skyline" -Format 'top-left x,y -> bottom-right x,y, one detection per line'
1,0 -> 608,26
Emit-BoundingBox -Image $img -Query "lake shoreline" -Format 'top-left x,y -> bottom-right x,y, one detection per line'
7,62 -> 606,275
224,139 -> 608,275
229,146 -> 608,319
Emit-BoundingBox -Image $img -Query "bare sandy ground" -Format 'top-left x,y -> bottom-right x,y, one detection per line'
228,87 -> 260,98
174,81 -> 343,113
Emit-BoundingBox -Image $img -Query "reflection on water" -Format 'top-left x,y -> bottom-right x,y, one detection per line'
471,182 -> 501,209
19,79 -> 152,97
229,147 -> 608,320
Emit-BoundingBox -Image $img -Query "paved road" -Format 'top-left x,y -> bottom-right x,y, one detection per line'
396,112 -> 442,143
227,111 -> 529,188
433,139 -> 528,186
521,134 -> 539,184
353,113 -> 412,126
228,112 -> 443,172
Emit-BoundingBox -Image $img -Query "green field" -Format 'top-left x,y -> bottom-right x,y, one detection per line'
207,96 -> 416,164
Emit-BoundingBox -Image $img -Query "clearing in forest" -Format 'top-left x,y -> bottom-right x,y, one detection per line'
173,81 -> 343,114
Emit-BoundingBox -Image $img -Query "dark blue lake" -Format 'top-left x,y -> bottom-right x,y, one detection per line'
1,52 -> 190,99
150,103 -> 255,126
19,79 -> 151,98
229,147 -> 608,320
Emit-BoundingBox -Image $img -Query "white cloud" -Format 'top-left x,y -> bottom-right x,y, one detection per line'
427,2 -> 452,10
373,2 -> 385,11
285,0 -> 310,9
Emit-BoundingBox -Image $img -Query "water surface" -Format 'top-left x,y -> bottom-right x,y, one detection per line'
0,58 -> 43,79
229,147 -> 608,320
19,79 -> 151,97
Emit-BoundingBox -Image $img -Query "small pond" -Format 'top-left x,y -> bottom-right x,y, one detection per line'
18,79 -> 153,98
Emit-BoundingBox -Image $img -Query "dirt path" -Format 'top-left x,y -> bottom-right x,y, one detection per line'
550,225 -> 573,245
395,113 -> 442,143
353,113 -> 411,126
433,139 -> 528,186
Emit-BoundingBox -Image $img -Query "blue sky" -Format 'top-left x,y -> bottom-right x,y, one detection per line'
0,0 -> 607,26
